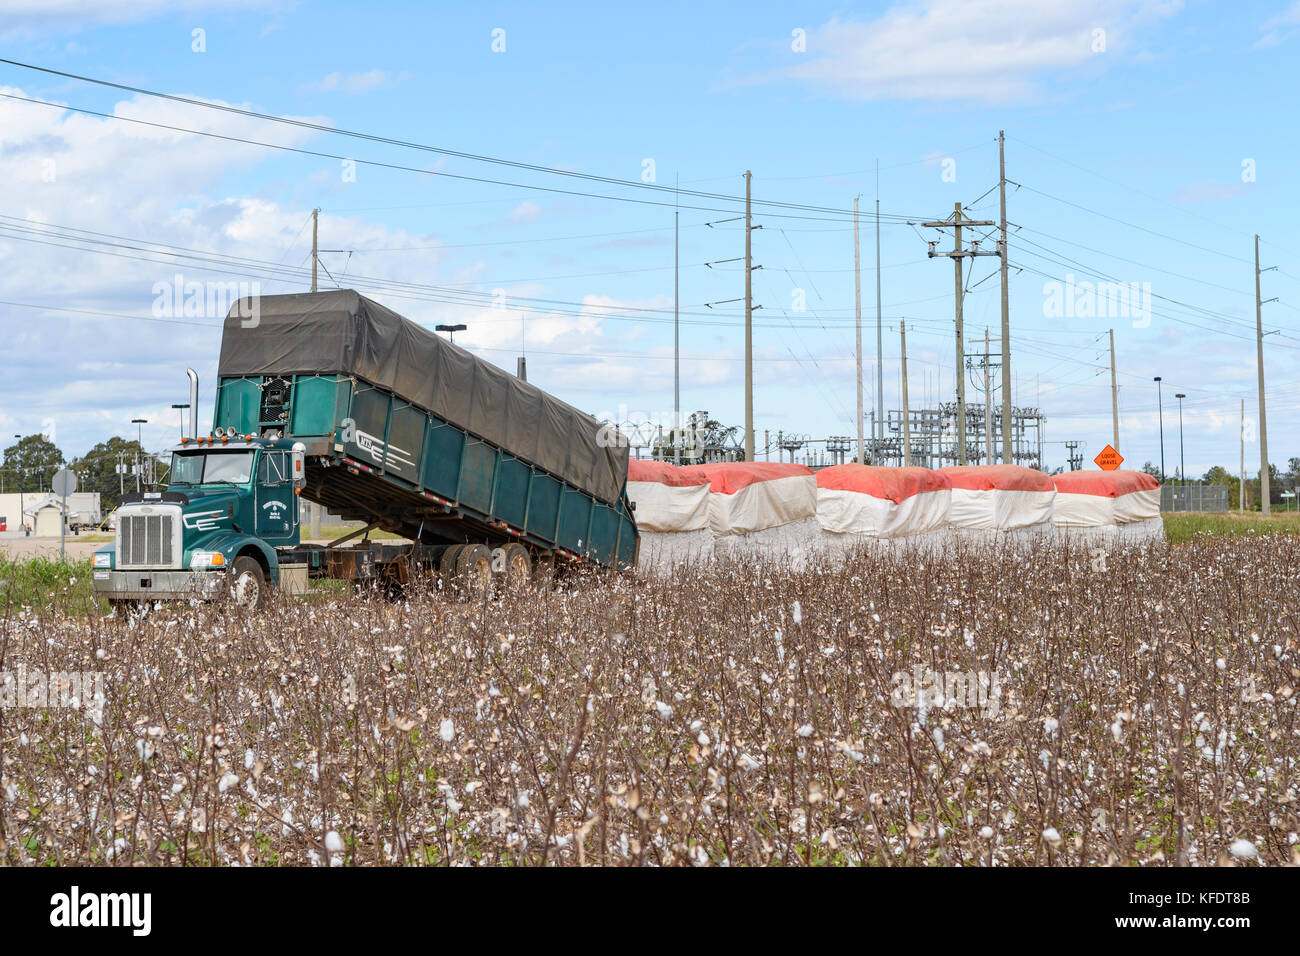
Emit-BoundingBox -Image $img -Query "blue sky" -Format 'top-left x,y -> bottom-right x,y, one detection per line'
2,0 -> 1299,477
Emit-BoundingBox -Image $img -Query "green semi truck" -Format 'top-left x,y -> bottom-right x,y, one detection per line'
91,290 -> 638,608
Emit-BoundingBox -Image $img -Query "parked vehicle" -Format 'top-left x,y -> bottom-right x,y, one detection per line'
92,290 -> 638,608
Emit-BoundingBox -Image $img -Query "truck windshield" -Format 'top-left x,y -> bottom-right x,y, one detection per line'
169,450 -> 256,486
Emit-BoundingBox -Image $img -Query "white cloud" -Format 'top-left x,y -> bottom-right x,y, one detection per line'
308,70 -> 405,95
1167,182 -> 1250,203
747,0 -> 1183,104
0,87 -> 451,456
504,201 -> 542,225
0,1 -> 270,37
1256,1 -> 1300,48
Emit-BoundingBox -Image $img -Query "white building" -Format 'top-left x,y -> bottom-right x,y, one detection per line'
0,492 -> 103,533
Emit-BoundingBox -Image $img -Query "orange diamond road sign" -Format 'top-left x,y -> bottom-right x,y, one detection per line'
1094,445 -> 1124,471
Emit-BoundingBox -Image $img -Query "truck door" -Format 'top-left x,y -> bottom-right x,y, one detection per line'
255,450 -> 297,539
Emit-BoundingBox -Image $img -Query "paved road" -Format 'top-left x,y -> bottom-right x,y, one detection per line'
0,531 -> 106,560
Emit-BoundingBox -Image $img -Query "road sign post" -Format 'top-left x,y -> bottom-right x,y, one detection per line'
52,468 -> 77,562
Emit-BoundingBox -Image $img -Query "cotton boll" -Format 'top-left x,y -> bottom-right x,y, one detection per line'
1229,838 -> 1258,859
439,718 -> 455,742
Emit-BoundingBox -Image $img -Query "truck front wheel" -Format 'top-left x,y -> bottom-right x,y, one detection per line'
231,556 -> 268,610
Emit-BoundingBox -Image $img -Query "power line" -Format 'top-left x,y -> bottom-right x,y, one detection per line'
0,89 -> 897,225
0,57 -> 939,225
1016,181 -> 1254,265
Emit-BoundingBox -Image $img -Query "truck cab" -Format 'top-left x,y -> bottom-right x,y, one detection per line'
91,433 -> 305,609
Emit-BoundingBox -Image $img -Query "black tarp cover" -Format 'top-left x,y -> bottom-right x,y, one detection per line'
217,290 -> 628,505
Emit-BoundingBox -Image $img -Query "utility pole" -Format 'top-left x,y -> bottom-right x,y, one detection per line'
674,186 -> 681,465
954,204 -> 965,464
311,208 -> 319,293
1109,328 -> 1119,451
984,327 -> 992,464
1154,377 -> 1165,482
900,320 -> 911,466
1175,392 -> 1186,484
1256,234 -> 1275,515
854,197 -> 864,465
744,170 -> 754,461
998,130 -> 1012,463
922,205 -> 996,466
875,165 -> 883,450
1240,398 -> 1246,512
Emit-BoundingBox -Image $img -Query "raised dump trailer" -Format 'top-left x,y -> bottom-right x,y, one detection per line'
92,290 -> 637,607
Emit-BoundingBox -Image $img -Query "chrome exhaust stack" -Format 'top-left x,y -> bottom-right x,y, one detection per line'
186,368 -> 199,439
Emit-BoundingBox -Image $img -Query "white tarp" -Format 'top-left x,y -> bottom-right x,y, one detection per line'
679,462 -> 818,536
1051,470 -> 1164,547
939,464 -> 1056,549
1051,471 -> 1161,525
626,460 -> 710,533
940,465 -> 1056,529
815,465 -> 952,537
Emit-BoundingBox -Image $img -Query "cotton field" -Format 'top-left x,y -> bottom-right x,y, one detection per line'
1,535 -> 1298,866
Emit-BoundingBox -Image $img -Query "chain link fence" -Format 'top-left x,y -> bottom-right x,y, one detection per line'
1162,483 -> 1229,513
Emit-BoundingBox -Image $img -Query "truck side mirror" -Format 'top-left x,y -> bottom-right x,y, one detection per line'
291,442 -> 307,492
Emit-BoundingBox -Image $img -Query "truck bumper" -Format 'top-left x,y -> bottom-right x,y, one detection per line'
92,569 -> 227,602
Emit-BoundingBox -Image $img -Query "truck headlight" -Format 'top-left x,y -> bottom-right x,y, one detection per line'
93,552 -> 112,568
190,551 -> 226,569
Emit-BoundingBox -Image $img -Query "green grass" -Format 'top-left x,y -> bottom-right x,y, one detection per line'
0,554 -> 100,615
311,524 -> 405,542
1163,510 -> 1300,544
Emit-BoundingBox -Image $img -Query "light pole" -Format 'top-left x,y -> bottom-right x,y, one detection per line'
13,433 -> 23,534
1175,393 -> 1186,486
1153,377 -> 1165,483
436,323 -> 467,344
131,418 -> 147,493
171,403 -> 190,442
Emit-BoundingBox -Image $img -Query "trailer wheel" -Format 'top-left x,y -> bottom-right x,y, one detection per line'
500,542 -> 531,590
438,544 -> 464,589
231,556 -> 267,610
455,544 -> 493,598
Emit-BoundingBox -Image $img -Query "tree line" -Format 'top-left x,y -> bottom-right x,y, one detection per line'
0,434 -> 168,511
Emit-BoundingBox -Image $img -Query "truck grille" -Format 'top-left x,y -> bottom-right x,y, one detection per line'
117,508 -> 181,569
